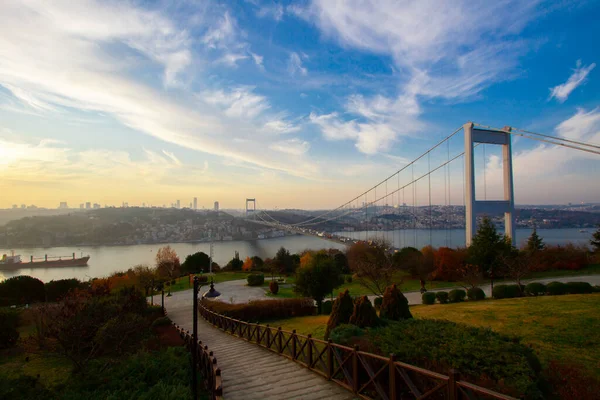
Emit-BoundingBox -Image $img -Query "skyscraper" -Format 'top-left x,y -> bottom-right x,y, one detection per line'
193,197 -> 197,210
176,199 -> 180,209
86,202 -> 91,209
214,201 -> 219,212
59,202 -> 68,209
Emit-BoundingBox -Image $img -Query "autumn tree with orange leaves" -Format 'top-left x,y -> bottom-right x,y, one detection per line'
155,246 -> 180,282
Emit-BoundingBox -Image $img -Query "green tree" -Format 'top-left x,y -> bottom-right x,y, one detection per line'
275,247 -> 295,275
294,253 -> 344,313
226,251 -> 243,271
525,227 -> 545,253
468,217 -> 510,290
181,252 -> 210,274
250,256 -> 264,271
333,253 -> 350,274
347,239 -> 395,296
591,225 -> 600,253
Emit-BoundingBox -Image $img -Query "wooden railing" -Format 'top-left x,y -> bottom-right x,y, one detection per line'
199,302 -> 517,400
164,309 -> 224,400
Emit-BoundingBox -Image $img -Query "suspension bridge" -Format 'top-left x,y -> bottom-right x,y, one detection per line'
249,122 -> 600,250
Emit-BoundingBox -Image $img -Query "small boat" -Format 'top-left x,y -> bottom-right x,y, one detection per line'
0,251 -> 90,270
580,229 -> 588,233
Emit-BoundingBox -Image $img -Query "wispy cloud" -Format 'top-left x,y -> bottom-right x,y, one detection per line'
256,4 -> 284,21
549,60 -> 596,102
288,52 -> 308,76
269,138 -> 310,156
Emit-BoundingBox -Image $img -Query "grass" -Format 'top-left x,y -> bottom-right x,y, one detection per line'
269,294 -> 600,379
157,271 -> 251,294
0,350 -> 72,388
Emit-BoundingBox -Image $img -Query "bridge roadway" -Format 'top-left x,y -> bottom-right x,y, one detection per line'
165,289 -> 356,400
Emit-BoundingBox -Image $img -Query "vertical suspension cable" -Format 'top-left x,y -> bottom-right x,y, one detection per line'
413,163 -> 417,248
447,138 -> 452,247
461,153 -> 465,246
365,193 -> 368,241
428,151 -> 433,247
483,144 -> 487,201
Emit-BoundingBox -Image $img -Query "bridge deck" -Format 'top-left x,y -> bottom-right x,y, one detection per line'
165,290 -> 355,400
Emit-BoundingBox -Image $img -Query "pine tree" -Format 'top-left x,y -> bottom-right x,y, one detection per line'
379,284 -> 412,321
325,289 -> 354,340
591,225 -> 600,253
349,296 -> 379,328
526,227 -> 545,252
468,216 -> 510,288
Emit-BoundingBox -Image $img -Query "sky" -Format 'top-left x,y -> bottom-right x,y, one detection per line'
0,0 -> 599,210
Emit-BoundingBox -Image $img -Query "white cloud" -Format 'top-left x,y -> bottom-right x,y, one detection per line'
201,87 -> 270,119
256,4 -> 284,21
288,52 -> 308,76
269,139 -> 310,156
250,52 -> 264,67
202,12 -> 236,49
549,61 -> 596,102
216,53 -> 249,67
262,119 -> 301,134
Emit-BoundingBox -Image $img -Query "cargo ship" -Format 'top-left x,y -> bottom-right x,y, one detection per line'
0,251 -> 90,270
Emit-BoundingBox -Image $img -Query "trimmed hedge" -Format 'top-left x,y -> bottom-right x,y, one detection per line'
467,287 -> 486,301
546,281 -> 568,295
45,278 -> 84,302
201,298 -> 315,321
0,275 -> 45,306
151,316 -> 172,328
269,280 -> 279,294
493,284 -> 521,299
448,289 -> 466,303
422,292 -> 436,305
330,324 -> 365,346
246,274 -> 265,286
565,282 -> 594,294
435,291 -> 449,304
524,282 -> 546,296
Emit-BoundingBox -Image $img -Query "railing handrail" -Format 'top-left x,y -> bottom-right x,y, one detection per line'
164,308 -> 224,400
199,301 -> 518,400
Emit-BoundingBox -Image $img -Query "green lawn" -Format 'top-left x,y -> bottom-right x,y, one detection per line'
0,350 -> 72,388
269,294 -> 600,379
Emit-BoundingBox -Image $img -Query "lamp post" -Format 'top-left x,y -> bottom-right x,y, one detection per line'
192,277 -> 199,400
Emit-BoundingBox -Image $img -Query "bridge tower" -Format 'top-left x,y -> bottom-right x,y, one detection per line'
245,198 -> 256,218
464,122 -> 515,246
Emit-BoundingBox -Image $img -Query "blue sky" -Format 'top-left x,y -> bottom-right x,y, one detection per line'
0,0 -> 598,209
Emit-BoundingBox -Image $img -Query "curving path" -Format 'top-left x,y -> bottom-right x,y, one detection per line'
164,289 -> 356,400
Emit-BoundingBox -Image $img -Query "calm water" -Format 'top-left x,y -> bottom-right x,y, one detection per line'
0,228 -> 592,282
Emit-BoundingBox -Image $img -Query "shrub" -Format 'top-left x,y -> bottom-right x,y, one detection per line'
346,275 -> 353,283
493,284 -> 521,299
544,360 -> 600,400
594,285 -> 600,293
435,291 -> 449,304
349,296 -> 379,328
448,289 -> 466,303
467,287 -> 486,301
269,280 -> 279,294
246,274 -> 265,286
0,275 -> 45,306
380,284 -> 412,320
321,300 -> 333,315
370,319 -> 542,397
95,313 -> 147,355
0,309 -> 19,349
329,324 -> 365,346
524,282 -> 546,296
373,297 -> 382,309
201,298 -> 315,321
546,281 -> 568,295
197,275 -> 208,283
565,281 -> 594,294
422,292 -> 436,305
45,279 -> 84,302
325,290 -> 354,340
151,316 -> 172,328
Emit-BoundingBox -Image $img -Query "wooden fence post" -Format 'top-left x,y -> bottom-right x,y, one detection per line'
307,334 -> 313,367
277,327 -> 283,353
266,324 -> 271,348
352,345 -> 359,393
292,330 -> 297,360
389,354 -> 396,400
327,340 -> 334,380
448,369 -> 460,400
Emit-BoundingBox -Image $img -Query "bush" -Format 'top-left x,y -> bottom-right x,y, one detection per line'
467,287 -> 486,301
329,324 -> 365,346
346,275 -> 353,283
493,284 -> 521,299
594,285 -> 600,293
95,313 -> 147,355
448,289 -> 466,303
544,360 -> 600,400
422,292 -> 436,305
0,275 -> 45,306
246,274 -> 265,286
546,281 -> 568,295
349,296 -> 379,328
373,297 -> 383,309
565,281 -> 594,294
45,279 -> 84,302
524,282 -> 546,296
151,316 -> 172,328
325,290 -> 354,340
380,284 -> 412,320
197,275 -> 208,283
201,298 -> 315,321
0,309 -> 19,349
269,280 -> 279,294
321,300 -> 333,315
435,291 -> 449,304
370,319 -> 542,397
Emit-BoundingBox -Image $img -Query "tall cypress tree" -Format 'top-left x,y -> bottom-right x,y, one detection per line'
468,216 -> 510,289
591,225 -> 600,253
526,227 -> 545,252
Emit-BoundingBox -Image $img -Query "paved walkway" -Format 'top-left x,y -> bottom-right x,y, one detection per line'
165,290 -> 356,400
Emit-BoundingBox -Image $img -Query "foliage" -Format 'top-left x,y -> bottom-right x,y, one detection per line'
0,375 -> 55,400
532,244 -> 589,271
492,284 -> 522,299
422,292 -> 436,305
44,278 -> 84,302
435,291 -> 449,304
155,246 -> 180,281
0,275 -> 45,306
393,247 -> 424,278
321,300 -> 333,315
373,296 -> 382,309
201,298 -> 315,321
329,324 -> 365,346
525,227 -> 545,252
500,250 -> 532,288
590,225 -> 600,253
431,247 -> 468,281
246,273 -> 265,286
565,281 -> 594,294
347,239 -> 396,296
250,256 -> 264,271
345,275 -> 352,283
349,296 -> 379,328
151,316 -> 172,328
180,251 -> 210,274
333,252 -> 350,274
226,251 -> 243,271
325,289 -> 354,340
294,253 -> 343,313
544,360 -> 600,400
0,309 -> 19,349
456,263 -> 485,289
370,319 -> 542,397
380,284 -> 412,320
545,281 -> 568,295
275,247 -> 296,275
269,280 -> 279,294
467,287 -> 486,301
448,289 -> 466,303
94,313 -> 146,356
524,282 -> 546,296
468,216 -> 511,281
242,256 -> 253,272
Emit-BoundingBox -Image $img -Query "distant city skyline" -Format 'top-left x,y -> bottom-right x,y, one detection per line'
0,1 -> 598,209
